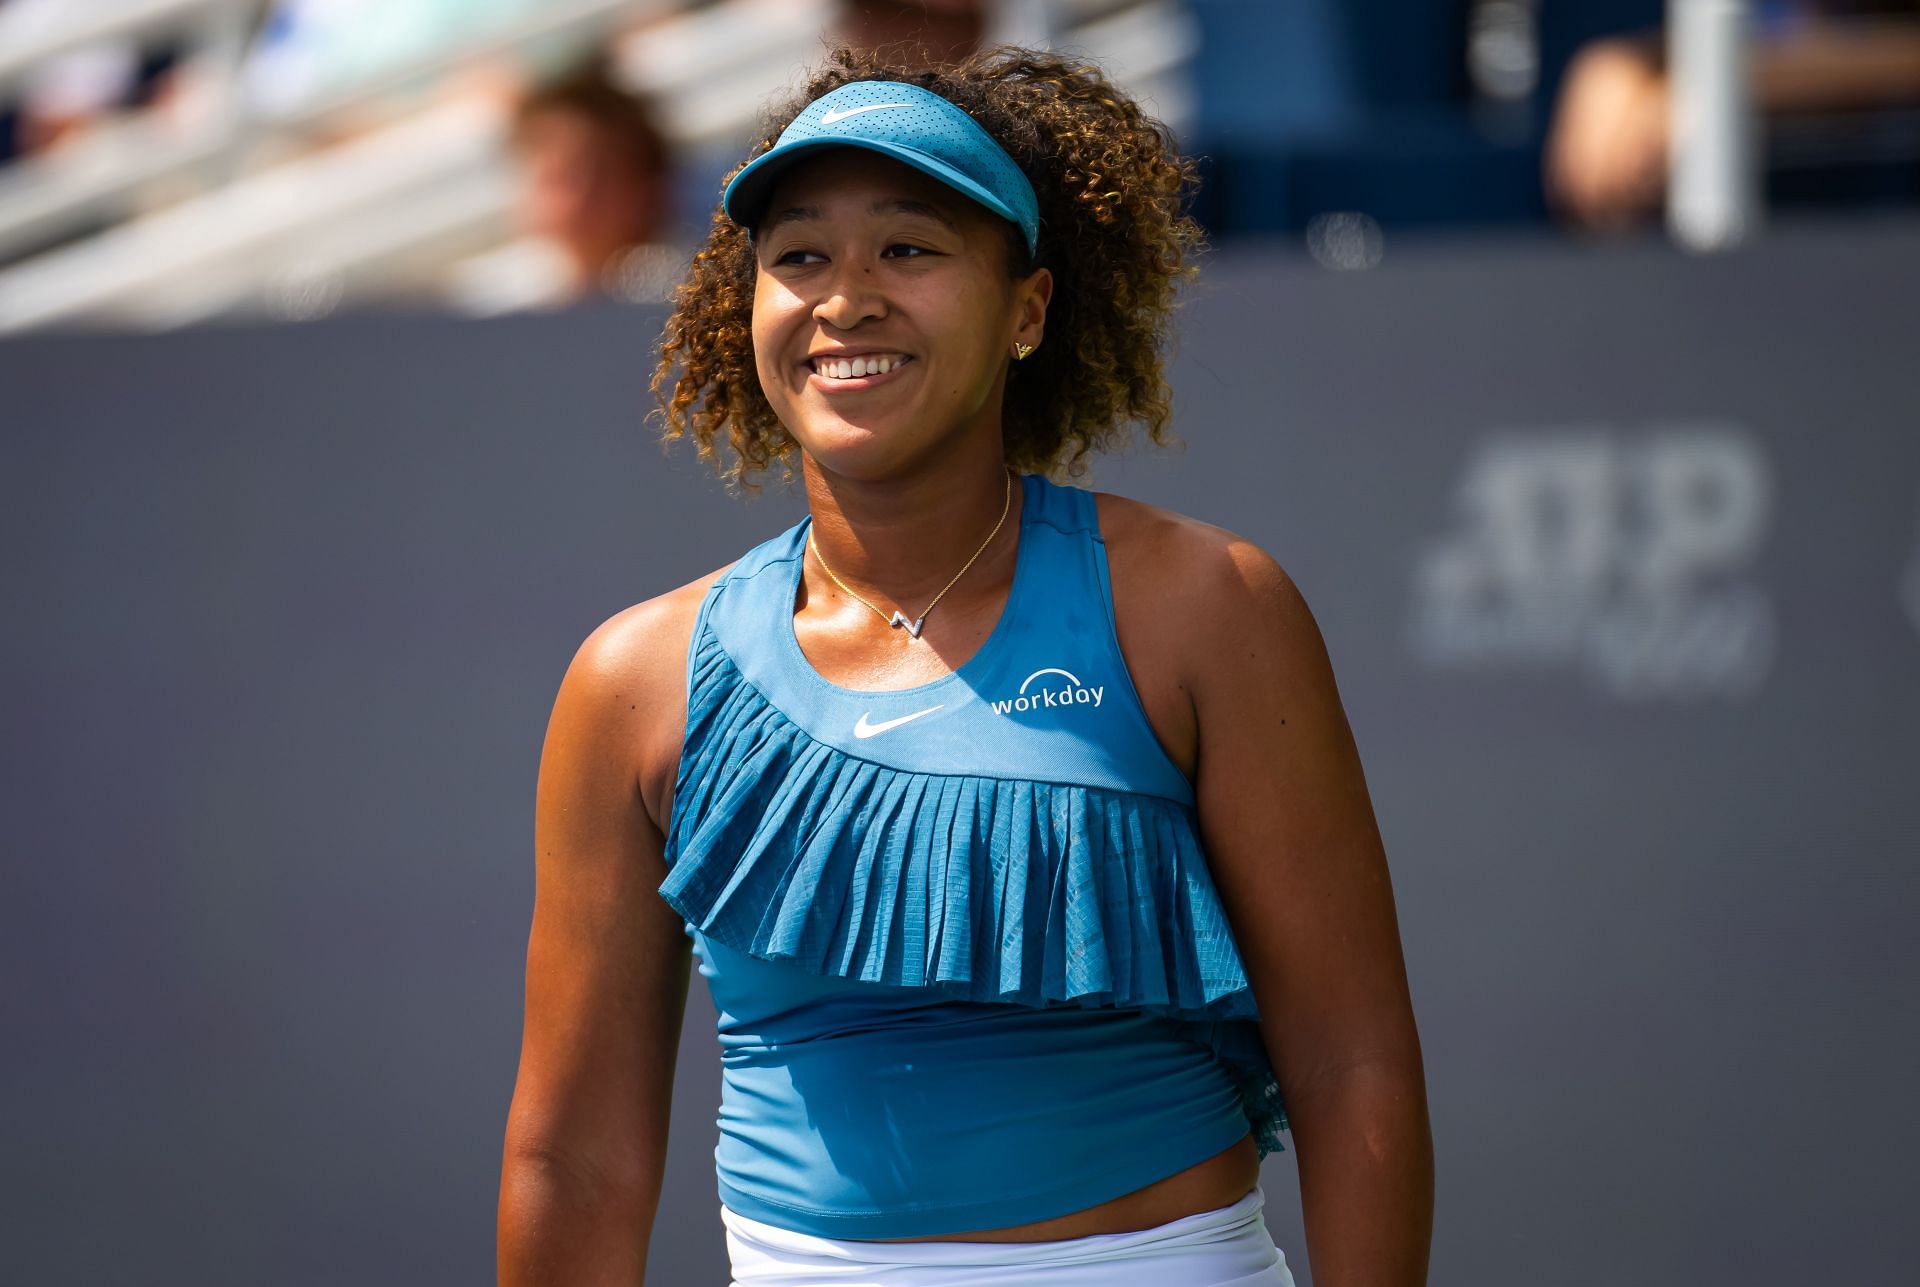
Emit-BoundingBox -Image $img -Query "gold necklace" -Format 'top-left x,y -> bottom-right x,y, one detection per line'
805,468 -> 1013,639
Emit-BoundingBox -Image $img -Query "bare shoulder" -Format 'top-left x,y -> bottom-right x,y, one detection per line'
1091,491 -> 1321,782
1092,490 -> 1287,580
552,559 -> 737,833
1091,490 -> 1318,679
575,559 -> 734,681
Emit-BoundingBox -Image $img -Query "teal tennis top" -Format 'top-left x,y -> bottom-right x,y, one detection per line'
658,470 -> 1288,1239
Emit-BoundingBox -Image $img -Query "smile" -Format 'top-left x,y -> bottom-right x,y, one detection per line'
807,353 -> 914,389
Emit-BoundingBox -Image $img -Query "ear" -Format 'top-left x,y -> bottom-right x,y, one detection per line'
1012,266 -> 1052,353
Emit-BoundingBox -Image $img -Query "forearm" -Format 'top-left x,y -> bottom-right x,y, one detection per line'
1754,21 -> 1920,113
1286,1060 -> 1434,1287
498,1153 -> 657,1287
1606,20 -> 1920,113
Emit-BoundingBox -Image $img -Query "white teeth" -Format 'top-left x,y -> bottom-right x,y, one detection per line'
815,355 -> 905,380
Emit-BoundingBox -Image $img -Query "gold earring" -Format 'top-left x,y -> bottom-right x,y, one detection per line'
1014,342 -> 1035,360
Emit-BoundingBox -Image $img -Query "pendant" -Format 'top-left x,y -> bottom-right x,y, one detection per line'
888,610 -> 926,638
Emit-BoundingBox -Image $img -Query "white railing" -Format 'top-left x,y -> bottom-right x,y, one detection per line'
0,0 -> 233,92
0,0 -> 675,260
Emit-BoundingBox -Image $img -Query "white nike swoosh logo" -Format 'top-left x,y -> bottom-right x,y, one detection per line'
820,103 -> 914,125
853,704 -> 945,738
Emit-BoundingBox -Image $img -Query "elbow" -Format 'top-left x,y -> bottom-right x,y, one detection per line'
501,1128 -> 658,1205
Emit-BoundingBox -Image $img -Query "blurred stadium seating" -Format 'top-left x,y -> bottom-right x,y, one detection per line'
0,0 -> 1195,331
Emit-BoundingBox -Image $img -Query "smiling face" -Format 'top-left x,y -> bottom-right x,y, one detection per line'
749,147 -> 1050,480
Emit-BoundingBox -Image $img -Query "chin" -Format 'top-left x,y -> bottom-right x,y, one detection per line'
789,419 -> 926,482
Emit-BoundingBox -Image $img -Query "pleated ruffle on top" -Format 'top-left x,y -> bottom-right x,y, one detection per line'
660,624 -> 1290,1158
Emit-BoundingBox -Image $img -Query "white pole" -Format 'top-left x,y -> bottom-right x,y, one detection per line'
1668,0 -> 1761,250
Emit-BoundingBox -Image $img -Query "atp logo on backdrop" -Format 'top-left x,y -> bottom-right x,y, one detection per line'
1407,426 -> 1775,699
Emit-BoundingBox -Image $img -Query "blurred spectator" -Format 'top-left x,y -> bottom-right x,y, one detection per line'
494,53 -> 676,309
833,0 -> 986,66
0,0 -> 188,161
1545,0 -> 1920,233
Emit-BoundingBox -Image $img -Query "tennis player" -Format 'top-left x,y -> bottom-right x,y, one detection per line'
500,44 -> 1433,1287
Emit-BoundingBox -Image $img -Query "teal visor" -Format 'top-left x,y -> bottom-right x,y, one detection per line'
722,80 -> 1040,258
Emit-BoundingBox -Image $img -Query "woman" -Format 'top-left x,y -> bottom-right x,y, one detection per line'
499,45 -> 1433,1287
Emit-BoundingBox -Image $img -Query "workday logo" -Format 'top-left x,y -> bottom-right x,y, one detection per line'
1407,425 -> 1776,700
990,667 -> 1104,716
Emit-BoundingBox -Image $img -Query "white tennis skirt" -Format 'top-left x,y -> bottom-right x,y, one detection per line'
721,1184 -> 1298,1286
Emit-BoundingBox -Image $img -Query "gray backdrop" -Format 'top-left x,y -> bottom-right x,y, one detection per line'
4,214 -> 1917,1286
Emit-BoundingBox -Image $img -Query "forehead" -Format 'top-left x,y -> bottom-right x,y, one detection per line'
759,147 -> 982,227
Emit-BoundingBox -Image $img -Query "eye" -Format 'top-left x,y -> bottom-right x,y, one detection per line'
882,243 -> 933,259
773,248 -> 825,266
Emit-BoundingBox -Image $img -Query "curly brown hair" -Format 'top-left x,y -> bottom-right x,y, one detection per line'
649,44 -> 1206,491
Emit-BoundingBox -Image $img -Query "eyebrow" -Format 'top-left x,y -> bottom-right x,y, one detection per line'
767,205 -> 824,228
765,196 -> 960,232
873,197 -> 959,231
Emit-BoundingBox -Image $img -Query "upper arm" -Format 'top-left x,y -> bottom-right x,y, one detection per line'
500,586 -> 707,1195
1177,531 -> 1424,1096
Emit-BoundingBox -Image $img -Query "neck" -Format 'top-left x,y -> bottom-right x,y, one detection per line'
801,452 -> 1021,604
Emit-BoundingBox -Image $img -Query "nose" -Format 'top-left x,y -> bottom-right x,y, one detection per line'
812,259 -> 887,331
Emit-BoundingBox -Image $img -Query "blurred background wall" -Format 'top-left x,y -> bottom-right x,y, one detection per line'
4,3 -> 1918,1285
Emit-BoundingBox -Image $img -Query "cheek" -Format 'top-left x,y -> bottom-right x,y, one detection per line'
935,276 -> 1012,372
751,276 -> 799,397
